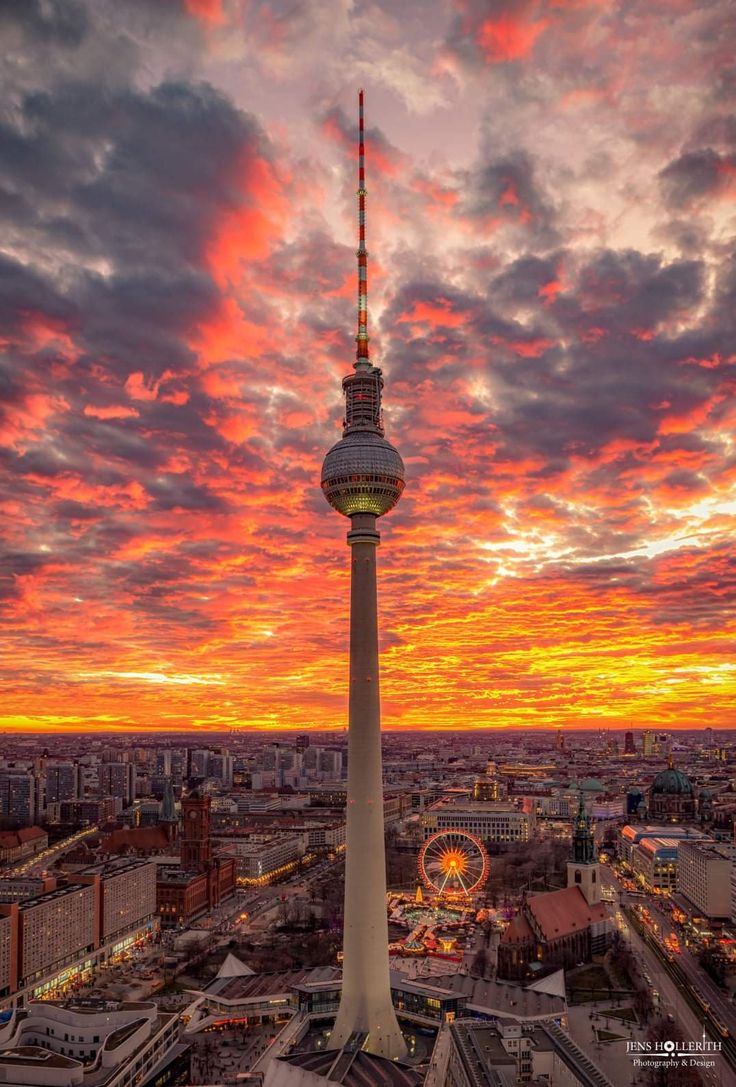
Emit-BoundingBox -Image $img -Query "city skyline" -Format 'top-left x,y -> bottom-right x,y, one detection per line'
2,0 -> 735,734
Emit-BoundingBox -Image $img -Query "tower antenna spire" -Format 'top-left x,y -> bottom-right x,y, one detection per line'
356,88 -> 369,368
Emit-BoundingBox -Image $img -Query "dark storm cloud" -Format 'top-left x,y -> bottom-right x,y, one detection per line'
146,474 -> 230,513
3,0 -> 735,731
0,255 -> 75,334
381,245 -> 720,478
659,148 -> 735,209
75,268 -> 216,379
489,254 -> 562,306
0,79 -> 267,274
0,0 -> 89,46
462,149 -> 559,247
0,47 -> 280,490
0,551 -> 51,578
559,250 -> 704,336
53,500 -> 102,522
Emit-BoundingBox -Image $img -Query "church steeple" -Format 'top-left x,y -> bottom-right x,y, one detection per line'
567,793 -> 600,905
159,776 -> 178,845
571,792 -> 595,864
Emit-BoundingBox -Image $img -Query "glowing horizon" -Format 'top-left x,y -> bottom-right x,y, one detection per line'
2,1 -> 735,734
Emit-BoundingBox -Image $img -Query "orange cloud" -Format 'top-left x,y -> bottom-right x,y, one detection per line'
477,12 -> 550,62
183,0 -> 225,25
398,299 -> 469,328
83,404 -> 141,420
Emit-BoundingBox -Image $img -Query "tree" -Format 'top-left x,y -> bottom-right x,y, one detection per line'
644,1019 -> 704,1087
698,946 -> 726,989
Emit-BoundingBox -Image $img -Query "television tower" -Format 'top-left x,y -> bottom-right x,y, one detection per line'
321,90 -> 407,1060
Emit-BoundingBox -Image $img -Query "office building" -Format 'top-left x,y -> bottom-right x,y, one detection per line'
0,773 -> 37,826
207,752 -> 234,788
0,877 -> 57,906
45,762 -> 80,805
678,841 -> 732,918
59,797 -> 120,825
80,859 -> 158,947
220,833 -> 308,882
0,861 -> 159,1004
444,1018 -> 612,1087
99,761 -> 136,806
189,749 -> 210,779
16,883 -> 98,992
630,837 -> 681,891
423,799 -> 534,846
618,824 -> 708,865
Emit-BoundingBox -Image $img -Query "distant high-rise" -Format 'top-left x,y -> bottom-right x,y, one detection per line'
46,762 -> 80,804
624,731 -> 635,755
207,752 -> 233,788
0,772 -> 37,826
320,91 -> 407,1060
99,762 -> 135,806
642,730 -> 654,757
189,749 -> 210,779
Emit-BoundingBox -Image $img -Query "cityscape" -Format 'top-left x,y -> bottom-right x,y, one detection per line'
2,728 -> 736,1087
2,2 -> 735,1087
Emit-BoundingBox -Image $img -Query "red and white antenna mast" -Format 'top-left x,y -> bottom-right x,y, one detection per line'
341,91 -> 384,432
356,88 -> 369,366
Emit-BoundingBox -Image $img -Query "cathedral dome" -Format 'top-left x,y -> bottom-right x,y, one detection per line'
650,767 -> 694,796
579,777 -> 605,792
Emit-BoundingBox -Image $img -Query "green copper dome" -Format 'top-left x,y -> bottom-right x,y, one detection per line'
650,767 -> 694,796
580,777 -> 605,791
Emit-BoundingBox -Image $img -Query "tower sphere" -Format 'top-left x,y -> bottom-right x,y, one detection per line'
321,430 -> 404,517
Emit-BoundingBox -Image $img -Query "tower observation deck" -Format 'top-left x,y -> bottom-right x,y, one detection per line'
320,90 -> 407,1061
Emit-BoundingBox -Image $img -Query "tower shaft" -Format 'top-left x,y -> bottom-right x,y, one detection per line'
329,513 -> 406,1057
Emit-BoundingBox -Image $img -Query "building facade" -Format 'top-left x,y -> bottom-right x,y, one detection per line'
423,800 -> 534,847
678,841 -> 733,918
45,763 -> 80,805
0,862 -> 159,1006
0,999 -> 182,1087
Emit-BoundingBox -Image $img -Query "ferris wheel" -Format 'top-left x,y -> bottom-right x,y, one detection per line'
418,830 -> 490,896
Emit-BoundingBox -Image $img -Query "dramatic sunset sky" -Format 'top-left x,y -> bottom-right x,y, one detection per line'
1,0 -> 735,733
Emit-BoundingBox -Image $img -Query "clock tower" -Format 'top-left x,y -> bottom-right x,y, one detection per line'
181,788 -> 212,872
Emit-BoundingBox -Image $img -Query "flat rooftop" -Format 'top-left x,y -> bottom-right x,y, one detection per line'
279,1048 -> 421,1086
428,973 -> 566,1020
198,966 -> 340,1002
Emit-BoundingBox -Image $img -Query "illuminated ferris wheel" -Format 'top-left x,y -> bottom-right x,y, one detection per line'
418,830 -> 490,896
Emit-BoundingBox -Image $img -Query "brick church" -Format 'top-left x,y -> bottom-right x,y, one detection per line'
497,796 -> 612,980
